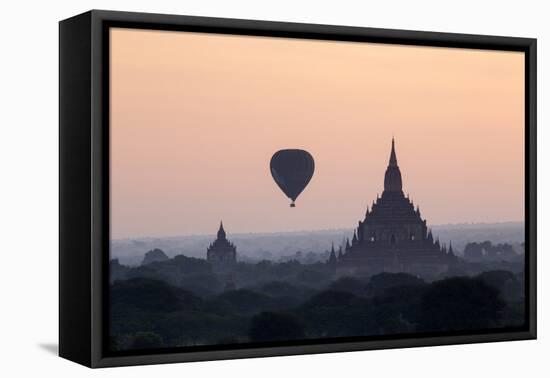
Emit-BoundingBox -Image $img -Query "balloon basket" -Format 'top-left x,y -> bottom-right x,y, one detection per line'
290,203 -> 295,208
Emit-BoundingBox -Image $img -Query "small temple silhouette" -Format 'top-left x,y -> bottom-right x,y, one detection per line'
207,221 -> 237,268
335,138 -> 457,275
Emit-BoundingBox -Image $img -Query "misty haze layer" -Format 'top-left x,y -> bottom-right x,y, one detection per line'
111,222 -> 523,266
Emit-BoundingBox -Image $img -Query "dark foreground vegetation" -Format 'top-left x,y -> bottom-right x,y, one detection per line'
109,256 -> 525,351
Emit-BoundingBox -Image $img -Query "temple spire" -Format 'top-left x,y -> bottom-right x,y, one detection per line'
389,137 -> 398,167
217,221 -> 226,239
384,137 -> 403,192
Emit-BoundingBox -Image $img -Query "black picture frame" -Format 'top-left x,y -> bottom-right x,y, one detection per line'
59,9 -> 537,368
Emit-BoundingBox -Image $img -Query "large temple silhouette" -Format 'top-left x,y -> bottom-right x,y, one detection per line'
207,221 -> 237,268
336,138 -> 457,275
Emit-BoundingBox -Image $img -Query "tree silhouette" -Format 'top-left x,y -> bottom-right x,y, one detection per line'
249,312 -> 305,342
366,272 -> 425,296
299,291 -> 374,337
418,277 -> 504,332
476,270 -> 522,301
328,276 -> 366,296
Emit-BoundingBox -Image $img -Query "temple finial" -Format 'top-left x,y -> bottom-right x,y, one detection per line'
217,220 -> 226,239
384,137 -> 403,192
389,137 -> 398,167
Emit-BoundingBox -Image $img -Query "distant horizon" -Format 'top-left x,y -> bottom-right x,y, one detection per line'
111,219 -> 525,241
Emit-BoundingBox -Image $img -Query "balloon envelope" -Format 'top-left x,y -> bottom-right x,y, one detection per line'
270,149 -> 315,207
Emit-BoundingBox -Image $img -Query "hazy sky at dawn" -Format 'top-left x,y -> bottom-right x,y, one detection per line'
110,28 -> 524,239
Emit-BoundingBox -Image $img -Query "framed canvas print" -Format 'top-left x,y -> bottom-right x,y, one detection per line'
59,10 -> 537,368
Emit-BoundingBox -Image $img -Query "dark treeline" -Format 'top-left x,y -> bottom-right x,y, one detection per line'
109,255 -> 525,351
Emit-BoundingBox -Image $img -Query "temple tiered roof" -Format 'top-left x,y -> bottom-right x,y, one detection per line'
336,139 -> 457,275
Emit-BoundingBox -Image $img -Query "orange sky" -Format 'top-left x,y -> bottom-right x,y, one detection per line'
110,28 -> 525,239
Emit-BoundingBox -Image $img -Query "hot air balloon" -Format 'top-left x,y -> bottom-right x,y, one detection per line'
270,149 -> 315,207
